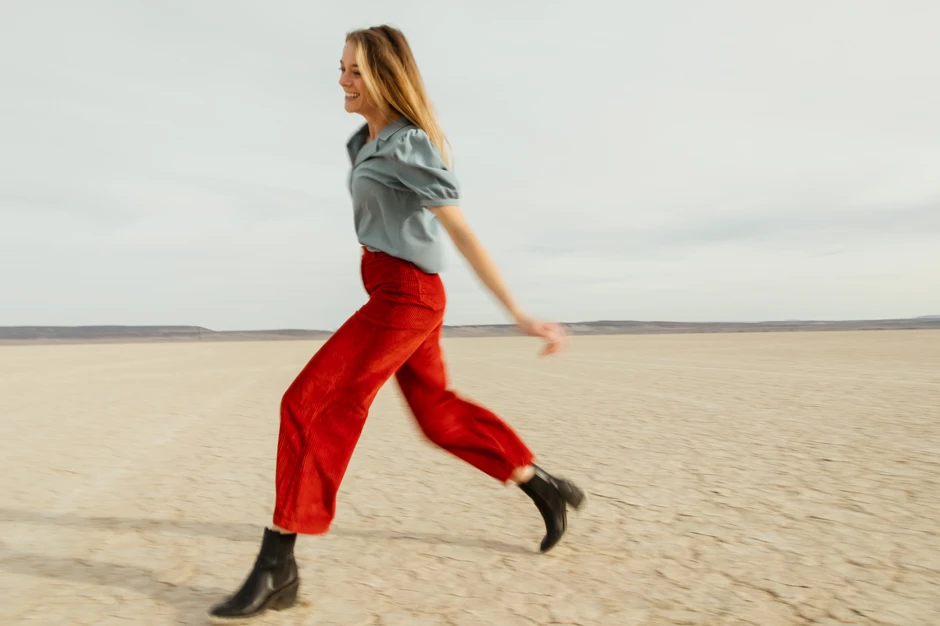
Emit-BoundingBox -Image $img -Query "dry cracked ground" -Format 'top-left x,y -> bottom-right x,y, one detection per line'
1,330 -> 938,625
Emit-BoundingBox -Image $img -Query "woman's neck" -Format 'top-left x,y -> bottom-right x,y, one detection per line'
364,110 -> 401,141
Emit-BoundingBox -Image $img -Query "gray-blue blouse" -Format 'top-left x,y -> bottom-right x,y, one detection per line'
346,116 -> 461,274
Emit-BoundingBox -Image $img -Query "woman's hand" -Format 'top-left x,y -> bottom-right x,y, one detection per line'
514,314 -> 568,356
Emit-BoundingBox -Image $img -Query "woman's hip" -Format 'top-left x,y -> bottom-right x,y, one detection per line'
360,247 -> 446,311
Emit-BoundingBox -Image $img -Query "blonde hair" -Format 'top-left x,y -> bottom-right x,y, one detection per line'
346,25 -> 452,166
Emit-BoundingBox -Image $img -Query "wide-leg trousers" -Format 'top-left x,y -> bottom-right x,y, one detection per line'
273,248 -> 535,534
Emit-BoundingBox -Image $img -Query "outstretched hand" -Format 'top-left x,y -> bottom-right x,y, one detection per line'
515,315 -> 568,356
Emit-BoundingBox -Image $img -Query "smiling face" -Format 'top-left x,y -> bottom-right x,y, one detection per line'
339,40 -> 378,117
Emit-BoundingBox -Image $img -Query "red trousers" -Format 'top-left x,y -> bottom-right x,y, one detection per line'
273,248 -> 535,534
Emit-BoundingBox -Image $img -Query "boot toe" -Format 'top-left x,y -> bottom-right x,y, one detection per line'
540,530 -> 565,553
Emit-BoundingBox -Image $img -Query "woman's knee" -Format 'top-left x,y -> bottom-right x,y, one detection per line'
280,381 -> 305,423
415,414 -> 458,448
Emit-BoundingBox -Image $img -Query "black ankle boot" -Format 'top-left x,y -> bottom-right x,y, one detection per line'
208,528 -> 300,619
518,465 -> 586,553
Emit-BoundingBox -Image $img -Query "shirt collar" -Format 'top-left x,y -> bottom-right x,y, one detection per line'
347,115 -> 412,164
375,115 -> 411,142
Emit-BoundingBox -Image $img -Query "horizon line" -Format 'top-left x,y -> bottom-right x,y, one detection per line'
2,315 -> 938,334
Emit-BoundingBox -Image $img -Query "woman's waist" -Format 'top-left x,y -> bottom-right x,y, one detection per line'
360,242 -> 444,275
360,245 -> 445,303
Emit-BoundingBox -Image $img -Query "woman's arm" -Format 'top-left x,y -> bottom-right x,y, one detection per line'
430,205 -> 567,356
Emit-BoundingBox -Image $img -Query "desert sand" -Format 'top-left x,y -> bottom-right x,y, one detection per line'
1,330 -> 938,625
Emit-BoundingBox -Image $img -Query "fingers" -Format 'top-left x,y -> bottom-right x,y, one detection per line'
517,317 -> 567,356
541,339 -> 563,356
538,322 -> 567,356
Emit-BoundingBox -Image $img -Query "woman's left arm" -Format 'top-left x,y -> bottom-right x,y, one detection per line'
430,205 -> 567,356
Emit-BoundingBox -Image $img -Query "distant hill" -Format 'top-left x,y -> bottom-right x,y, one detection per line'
0,325 -> 333,343
1,317 -> 938,345
441,318 -> 940,337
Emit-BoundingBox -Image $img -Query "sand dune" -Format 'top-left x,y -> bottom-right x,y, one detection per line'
1,330 -> 938,624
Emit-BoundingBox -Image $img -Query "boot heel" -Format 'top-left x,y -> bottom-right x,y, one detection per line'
561,481 -> 586,510
271,580 -> 300,611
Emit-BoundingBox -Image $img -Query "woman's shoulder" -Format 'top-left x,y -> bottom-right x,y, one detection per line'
385,125 -> 444,168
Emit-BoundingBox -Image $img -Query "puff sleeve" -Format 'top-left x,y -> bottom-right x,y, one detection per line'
386,128 -> 460,207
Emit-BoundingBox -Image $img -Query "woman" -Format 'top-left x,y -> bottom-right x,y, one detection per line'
209,25 -> 585,620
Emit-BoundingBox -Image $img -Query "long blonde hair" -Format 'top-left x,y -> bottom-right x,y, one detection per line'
346,25 -> 452,166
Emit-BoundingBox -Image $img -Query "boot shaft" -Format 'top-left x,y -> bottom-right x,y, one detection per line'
256,528 -> 297,572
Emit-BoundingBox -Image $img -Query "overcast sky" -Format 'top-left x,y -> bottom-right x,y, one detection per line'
1,1 -> 938,330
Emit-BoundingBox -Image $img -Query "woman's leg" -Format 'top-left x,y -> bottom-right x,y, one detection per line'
272,302 -> 436,534
209,251 -> 444,619
394,322 -> 585,552
394,322 -> 535,481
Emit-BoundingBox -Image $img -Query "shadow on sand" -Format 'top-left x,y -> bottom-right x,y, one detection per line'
0,543 -> 225,624
0,507 -> 532,622
0,507 -> 532,554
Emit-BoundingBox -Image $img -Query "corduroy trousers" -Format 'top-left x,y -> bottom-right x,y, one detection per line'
273,248 -> 535,534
